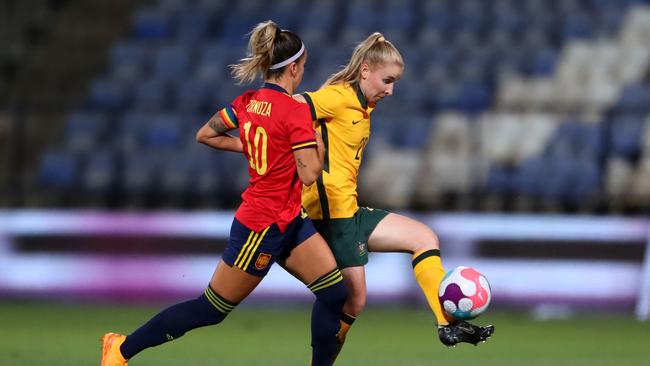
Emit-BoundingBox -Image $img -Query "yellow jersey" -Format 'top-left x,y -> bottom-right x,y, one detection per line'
301,83 -> 375,219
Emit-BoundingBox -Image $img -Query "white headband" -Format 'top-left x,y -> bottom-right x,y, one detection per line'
269,43 -> 305,70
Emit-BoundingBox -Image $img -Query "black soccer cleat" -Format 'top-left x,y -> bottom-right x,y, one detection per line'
438,320 -> 495,347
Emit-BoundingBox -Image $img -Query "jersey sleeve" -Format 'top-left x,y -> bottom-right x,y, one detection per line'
287,103 -> 317,151
302,85 -> 345,121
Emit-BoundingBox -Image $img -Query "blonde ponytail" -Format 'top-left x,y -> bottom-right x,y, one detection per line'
322,32 -> 404,87
230,21 -> 279,84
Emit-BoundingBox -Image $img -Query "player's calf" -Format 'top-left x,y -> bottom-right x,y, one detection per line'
308,269 -> 348,366
118,286 -> 237,360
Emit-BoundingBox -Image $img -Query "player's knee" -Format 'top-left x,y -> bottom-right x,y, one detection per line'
315,280 -> 347,309
310,269 -> 348,310
345,293 -> 366,317
201,286 -> 238,323
412,227 -> 440,254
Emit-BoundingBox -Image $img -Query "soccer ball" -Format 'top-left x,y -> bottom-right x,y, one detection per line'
438,266 -> 491,320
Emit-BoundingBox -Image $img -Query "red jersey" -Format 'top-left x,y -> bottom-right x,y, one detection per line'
217,83 -> 317,232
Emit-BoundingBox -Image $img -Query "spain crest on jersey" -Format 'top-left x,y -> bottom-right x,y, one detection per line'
255,253 -> 272,270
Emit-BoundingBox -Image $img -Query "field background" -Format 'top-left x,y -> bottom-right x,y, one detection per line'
1,301 -> 648,366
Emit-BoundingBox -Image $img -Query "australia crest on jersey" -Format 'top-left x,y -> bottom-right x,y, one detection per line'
357,242 -> 367,256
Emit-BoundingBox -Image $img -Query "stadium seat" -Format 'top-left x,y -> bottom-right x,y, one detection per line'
88,78 -> 130,112
64,113 -> 109,154
144,114 -> 184,148
485,165 -> 515,194
609,114 -> 644,160
109,41 -> 150,82
360,148 -> 420,209
132,79 -> 170,112
605,157 -> 634,199
514,157 -> 547,198
81,149 -> 117,194
153,44 -> 192,81
570,159 -> 602,204
174,79 -> 214,113
629,157 -> 650,205
39,149 -> 78,188
132,8 -> 174,40
175,8 -> 212,41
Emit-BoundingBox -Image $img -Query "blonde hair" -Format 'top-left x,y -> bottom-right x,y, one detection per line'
323,32 -> 404,87
230,20 -> 304,84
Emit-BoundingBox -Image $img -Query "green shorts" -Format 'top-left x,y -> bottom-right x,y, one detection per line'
312,207 -> 389,268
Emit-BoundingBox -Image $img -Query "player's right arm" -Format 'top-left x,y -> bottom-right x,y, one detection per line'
293,130 -> 324,186
196,109 -> 243,153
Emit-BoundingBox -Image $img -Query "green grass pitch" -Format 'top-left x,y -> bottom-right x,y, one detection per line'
1,301 -> 648,366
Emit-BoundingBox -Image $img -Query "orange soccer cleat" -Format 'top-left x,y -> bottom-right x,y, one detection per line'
100,332 -> 128,366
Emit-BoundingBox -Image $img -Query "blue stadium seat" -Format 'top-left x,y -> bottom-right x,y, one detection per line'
514,157 -> 547,197
158,150 -> 196,198
175,79 -> 214,113
81,149 -> 117,193
455,0 -> 487,34
415,26 -> 445,49
527,47 -> 557,76
132,8 -> 174,40
132,79 -> 170,112
393,116 -> 432,149
115,112 -> 151,153
562,13 -> 595,40
380,0 -> 415,31
88,78 -> 130,112
153,0 -> 188,14
570,159 -> 601,203
540,157 -> 575,201
421,1 -> 454,32
121,151 -> 159,200
579,123 -> 606,160
109,41 -> 150,82
175,8 -> 212,41
153,44 -> 192,81
486,165 -> 515,194
295,2 -> 336,35
609,115 -> 645,160
64,112 -> 109,154
39,149 -> 79,188
145,114 -> 184,148
615,84 -> 650,114
491,2 -> 522,34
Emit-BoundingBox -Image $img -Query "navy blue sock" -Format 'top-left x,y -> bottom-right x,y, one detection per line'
120,286 -> 237,359
308,269 -> 347,366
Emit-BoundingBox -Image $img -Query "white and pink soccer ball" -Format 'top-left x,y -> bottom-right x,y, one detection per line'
438,266 -> 491,320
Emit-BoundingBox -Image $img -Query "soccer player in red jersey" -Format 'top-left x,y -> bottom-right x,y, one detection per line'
100,21 -> 346,366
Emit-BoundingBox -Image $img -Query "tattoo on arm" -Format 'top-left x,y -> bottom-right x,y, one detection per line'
296,158 -> 307,169
208,117 -> 230,135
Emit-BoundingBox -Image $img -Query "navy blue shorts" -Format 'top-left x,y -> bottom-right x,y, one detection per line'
222,214 -> 318,277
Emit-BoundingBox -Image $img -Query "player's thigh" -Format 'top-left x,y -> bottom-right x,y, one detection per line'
282,232 -> 338,285
209,260 -> 263,303
367,212 -> 439,253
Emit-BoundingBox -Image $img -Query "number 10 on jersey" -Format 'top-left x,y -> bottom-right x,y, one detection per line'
243,121 -> 268,175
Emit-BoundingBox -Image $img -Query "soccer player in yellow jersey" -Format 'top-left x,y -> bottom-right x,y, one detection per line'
294,33 -> 494,356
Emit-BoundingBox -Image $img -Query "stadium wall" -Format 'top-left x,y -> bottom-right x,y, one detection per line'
0,210 -> 648,320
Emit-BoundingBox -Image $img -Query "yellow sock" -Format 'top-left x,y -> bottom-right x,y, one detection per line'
412,249 -> 454,326
333,313 -> 356,361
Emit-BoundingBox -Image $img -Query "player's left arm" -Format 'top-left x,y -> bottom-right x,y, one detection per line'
196,111 -> 243,153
